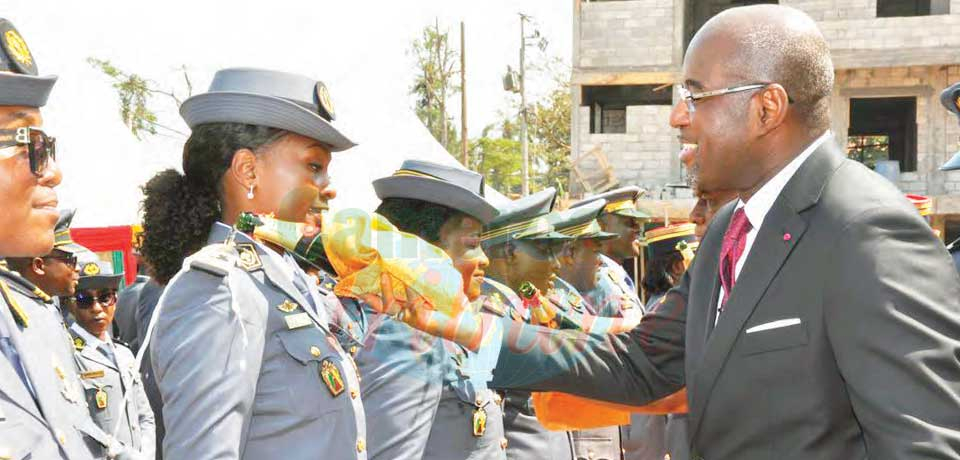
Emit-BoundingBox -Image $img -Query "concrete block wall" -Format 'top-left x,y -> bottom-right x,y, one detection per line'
575,105 -> 678,193
578,0 -> 675,69
785,0 -> 960,56
832,65 -> 960,195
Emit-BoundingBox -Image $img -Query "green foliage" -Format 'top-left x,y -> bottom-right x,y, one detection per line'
87,58 -> 190,139
846,135 -> 890,170
410,22 -> 460,156
529,81 -> 571,195
470,136 -> 522,195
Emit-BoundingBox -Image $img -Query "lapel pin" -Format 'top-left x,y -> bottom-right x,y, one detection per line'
783,232 -> 792,242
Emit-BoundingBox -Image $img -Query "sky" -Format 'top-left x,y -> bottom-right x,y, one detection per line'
7,0 -> 573,226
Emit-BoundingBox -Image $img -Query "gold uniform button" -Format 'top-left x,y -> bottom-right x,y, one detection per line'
356,439 -> 366,452
310,346 -> 322,358
350,389 -> 359,399
500,438 -> 508,449
493,393 -> 503,404
349,345 -> 358,355
55,428 -> 66,445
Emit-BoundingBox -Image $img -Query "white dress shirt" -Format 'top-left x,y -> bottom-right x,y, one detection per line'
716,131 -> 832,321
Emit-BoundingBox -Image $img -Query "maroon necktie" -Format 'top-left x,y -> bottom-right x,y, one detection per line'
719,207 -> 752,311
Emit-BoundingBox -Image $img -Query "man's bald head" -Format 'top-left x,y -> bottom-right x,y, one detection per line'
690,5 -> 834,134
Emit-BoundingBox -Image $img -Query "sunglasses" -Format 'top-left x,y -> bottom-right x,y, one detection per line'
74,291 -> 117,309
44,253 -> 77,267
0,127 -> 57,176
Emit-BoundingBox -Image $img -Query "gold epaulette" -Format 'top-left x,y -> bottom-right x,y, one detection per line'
0,279 -> 29,327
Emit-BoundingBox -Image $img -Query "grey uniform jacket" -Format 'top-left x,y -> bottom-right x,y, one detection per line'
150,224 -> 366,460
492,142 -> 960,459
0,267 -> 110,460
482,278 -> 574,460
69,324 -> 155,459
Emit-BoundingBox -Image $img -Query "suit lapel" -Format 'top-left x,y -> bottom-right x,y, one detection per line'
687,140 -> 845,442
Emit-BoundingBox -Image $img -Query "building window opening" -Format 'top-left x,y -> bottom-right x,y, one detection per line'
684,0 -> 780,52
847,97 -> 917,172
877,0 -> 949,17
582,84 -> 672,134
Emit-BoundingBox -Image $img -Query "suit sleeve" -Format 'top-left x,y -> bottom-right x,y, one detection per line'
490,270 -> 688,406
151,270 -> 264,460
826,206 -> 960,459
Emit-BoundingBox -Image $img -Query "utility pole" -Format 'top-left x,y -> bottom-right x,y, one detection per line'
519,14 -> 529,196
460,21 -> 468,168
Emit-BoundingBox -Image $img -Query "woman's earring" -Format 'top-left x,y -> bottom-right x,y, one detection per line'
247,185 -> 255,200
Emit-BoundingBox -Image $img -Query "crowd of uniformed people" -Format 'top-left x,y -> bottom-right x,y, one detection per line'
4,5 -> 960,460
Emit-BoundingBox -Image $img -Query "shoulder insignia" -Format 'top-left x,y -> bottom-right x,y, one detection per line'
480,293 -> 506,317
0,279 -> 28,327
73,336 -> 85,351
236,243 -> 263,272
187,243 -> 240,277
32,287 -> 51,303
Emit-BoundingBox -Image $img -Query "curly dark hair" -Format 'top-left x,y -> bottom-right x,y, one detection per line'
375,197 -> 466,245
140,123 -> 284,284
642,252 -> 684,298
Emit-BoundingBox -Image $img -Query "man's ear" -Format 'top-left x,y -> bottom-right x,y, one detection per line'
31,257 -> 45,276
755,84 -> 790,134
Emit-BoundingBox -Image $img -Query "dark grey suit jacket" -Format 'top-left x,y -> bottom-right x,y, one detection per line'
492,141 -> 960,459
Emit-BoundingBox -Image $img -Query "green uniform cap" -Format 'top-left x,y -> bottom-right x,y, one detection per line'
570,186 -> 651,220
545,200 -> 619,241
482,187 -> 571,247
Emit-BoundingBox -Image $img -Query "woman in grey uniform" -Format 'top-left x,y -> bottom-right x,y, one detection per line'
140,68 -> 367,460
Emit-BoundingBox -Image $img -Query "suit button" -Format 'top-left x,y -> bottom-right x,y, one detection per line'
500,438 -> 508,449
310,346 -> 321,357
357,439 -> 365,452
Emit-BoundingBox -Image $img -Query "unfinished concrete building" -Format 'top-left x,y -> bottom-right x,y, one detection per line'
570,0 -> 960,237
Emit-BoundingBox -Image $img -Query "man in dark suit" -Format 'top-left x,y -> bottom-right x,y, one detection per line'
491,5 -> 960,459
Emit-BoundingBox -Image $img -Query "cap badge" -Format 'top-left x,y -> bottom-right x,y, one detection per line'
3,29 -> 32,67
82,263 -> 101,276
315,82 -> 336,121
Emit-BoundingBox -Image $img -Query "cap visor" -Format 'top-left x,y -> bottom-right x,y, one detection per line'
54,242 -> 89,255
373,175 -> 499,224
181,92 -> 356,152
941,151 -> 960,171
0,72 -> 57,107
78,274 -> 123,291
614,208 -> 651,219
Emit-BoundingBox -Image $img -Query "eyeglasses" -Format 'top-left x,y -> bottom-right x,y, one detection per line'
0,127 -> 57,176
44,253 -> 77,267
75,291 -> 117,309
677,83 -> 771,114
